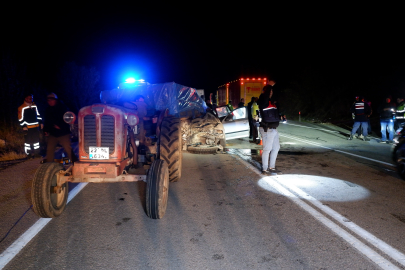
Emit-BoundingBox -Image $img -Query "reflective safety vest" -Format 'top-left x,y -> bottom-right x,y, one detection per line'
397,102 -> 405,119
251,102 -> 259,117
18,102 -> 42,128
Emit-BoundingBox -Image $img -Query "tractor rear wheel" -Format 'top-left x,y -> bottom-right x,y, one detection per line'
160,116 -> 182,182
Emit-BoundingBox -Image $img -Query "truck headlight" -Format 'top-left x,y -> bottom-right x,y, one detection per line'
63,112 -> 76,124
127,114 -> 139,126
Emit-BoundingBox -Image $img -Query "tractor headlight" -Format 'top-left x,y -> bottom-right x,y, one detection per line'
63,112 -> 76,124
127,114 -> 139,126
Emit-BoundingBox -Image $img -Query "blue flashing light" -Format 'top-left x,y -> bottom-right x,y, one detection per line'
125,78 -> 136,83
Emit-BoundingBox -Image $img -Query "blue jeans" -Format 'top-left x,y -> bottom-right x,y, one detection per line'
259,127 -> 280,171
351,121 -> 368,136
380,120 -> 394,141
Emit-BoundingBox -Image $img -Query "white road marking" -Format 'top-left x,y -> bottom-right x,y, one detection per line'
0,183 -> 88,270
280,133 -> 395,167
281,180 -> 405,267
260,177 -> 402,270
233,153 -> 403,269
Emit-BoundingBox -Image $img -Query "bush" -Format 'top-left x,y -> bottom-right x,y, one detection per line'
0,124 -> 26,161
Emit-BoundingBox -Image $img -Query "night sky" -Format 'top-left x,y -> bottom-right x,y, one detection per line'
2,4 -> 405,98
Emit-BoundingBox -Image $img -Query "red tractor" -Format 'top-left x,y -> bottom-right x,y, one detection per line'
31,81 -> 201,219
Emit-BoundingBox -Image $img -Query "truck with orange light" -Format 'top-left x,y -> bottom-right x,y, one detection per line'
31,80 -> 225,220
217,78 -> 269,108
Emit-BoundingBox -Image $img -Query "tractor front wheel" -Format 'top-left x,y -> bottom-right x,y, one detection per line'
146,159 -> 169,219
31,163 -> 68,218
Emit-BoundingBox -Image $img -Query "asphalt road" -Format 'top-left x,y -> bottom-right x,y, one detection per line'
1,120 -> 405,269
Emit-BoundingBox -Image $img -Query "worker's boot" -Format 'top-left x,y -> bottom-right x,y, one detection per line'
348,134 -> 353,140
363,136 -> 370,141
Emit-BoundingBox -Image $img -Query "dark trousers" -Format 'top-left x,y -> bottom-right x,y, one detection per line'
24,127 -> 40,155
356,118 -> 371,136
249,117 -> 254,138
46,134 -> 73,162
251,119 -> 259,141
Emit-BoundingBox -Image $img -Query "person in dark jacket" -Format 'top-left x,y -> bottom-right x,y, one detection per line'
43,93 -> 74,163
378,95 -> 396,143
348,96 -> 371,141
257,80 -> 281,176
247,97 -> 255,139
18,93 -> 43,158
238,98 -> 245,108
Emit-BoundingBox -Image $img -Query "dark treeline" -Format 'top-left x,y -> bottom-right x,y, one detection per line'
0,53 -> 101,129
275,64 -> 405,126
0,53 -> 30,127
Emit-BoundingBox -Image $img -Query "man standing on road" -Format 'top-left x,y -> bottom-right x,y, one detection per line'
251,97 -> 260,144
247,97 -> 255,139
18,93 -> 43,158
395,97 -> 405,132
43,93 -> 75,163
348,96 -> 371,141
238,98 -> 245,108
378,95 -> 396,144
257,80 -> 281,176
227,100 -> 234,111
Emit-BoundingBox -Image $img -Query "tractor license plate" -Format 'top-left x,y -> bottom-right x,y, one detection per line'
89,147 -> 109,159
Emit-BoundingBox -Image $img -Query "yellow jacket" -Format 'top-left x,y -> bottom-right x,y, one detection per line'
252,102 -> 259,117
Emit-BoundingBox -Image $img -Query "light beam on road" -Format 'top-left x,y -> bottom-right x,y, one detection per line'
258,174 -> 371,202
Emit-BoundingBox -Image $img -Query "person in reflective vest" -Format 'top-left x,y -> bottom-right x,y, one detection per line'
18,93 -> 43,158
251,97 -> 260,143
227,100 -> 234,111
395,97 -> 405,132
